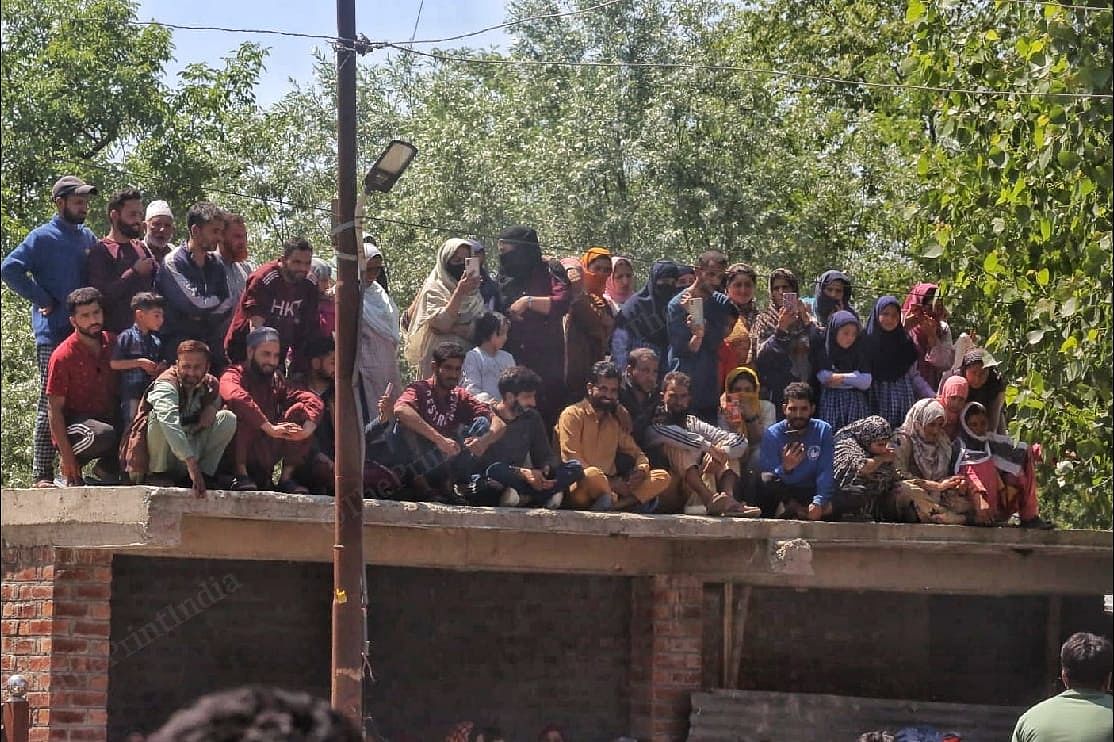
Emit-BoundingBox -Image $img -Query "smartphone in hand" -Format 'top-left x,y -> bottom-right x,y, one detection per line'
782,292 -> 798,311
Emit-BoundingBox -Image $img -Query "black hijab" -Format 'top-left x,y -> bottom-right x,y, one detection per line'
496,225 -> 544,303
618,259 -> 680,349
865,296 -> 919,382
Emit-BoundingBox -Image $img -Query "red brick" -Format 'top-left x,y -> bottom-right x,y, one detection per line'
10,567 -> 43,581
52,638 -> 88,654
22,619 -> 52,635
30,584 -> 54,599
85,639 -> 110,657
2,618 -> 20,636
71,620 -> 109,638
73,584 -> 111,601
86,603 -> 111,620
67,728 -> 106,742
49,710 -> 86,725
53,601 -> 88,618
53,690 -> 106,708
29,727 -> 49,742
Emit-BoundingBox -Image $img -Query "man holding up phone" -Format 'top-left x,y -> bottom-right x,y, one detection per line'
665,250 -> 738,424
758,382 -> 835,520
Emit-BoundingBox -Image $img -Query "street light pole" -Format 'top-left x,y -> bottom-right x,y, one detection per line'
332,0 -> 364,725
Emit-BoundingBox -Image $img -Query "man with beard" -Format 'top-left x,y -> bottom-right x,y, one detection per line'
121,340 -> 237,497
87,188 -> 160,332
143,200 -> 176,262
618,348 -> 668,468
290,335 -> 337,495
649,371 -> 760,517
158,202 -> 235,369
469,366 -> 584,508
557,360 -> 671,511
666,250 -> 738,424
392,341 -> 503,504
219,327 -> 324,492
224,237 -> 321,376
217,212 -> 255,308
3,176 -> 99,487
758,382 -> 835,520
495,226 -> 570,428
45,288 -> 119,486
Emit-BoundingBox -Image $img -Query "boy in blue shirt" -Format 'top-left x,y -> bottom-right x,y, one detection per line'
111,292 -> 167,427
758,381 -> 835,520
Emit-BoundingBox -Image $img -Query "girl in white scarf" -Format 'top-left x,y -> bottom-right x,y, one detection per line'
890,398 -> 978,524
403,238 -> 484,376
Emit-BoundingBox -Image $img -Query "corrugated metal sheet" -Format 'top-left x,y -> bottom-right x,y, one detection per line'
688,689 -> 1027,742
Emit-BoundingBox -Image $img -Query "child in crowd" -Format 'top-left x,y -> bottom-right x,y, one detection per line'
952,401 -> 1051,528
461,312 -> 515,404
865,296 -> 934,429
814,310 -> 872,431
110,292 -> 166,426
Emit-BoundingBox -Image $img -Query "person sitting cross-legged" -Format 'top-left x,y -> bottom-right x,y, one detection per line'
391,341 -> 505,504
757,381 -> 835,520
219,326 -> 324,492
649,371 -> 761,517
120,340 -> 237,497
557,360 -> 671,511
467,366 -> 584,508
289,335 -> 337,495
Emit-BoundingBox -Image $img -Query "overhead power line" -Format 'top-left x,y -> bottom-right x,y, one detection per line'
383,44 -> 1114,101
992,0 -> 1112,12
399,0 -> 625,45
130,20 -> 342,43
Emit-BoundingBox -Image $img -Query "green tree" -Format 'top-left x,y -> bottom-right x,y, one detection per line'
905,0 -> 1113,527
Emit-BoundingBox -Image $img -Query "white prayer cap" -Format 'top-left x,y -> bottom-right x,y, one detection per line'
145,200 -> 174,221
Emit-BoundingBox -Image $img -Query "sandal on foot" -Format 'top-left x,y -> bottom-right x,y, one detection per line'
229,476 -> 259,492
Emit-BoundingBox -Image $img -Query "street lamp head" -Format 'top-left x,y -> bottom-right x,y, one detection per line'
7,674 -> 28,699
364,140 -> 417,194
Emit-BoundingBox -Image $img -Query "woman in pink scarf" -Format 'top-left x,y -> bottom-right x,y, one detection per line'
902,282 -> 954,390
936,375 -> 969,440
604,255 -> 635,312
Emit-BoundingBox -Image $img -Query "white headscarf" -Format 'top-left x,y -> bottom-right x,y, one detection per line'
898,398 -> 953,481
360,243 -> 400,344
403,238 -> 483,369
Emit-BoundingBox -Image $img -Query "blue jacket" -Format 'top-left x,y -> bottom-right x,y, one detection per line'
666,290 -> 737,411
759,418 -> 835,506
1,215 -> 97,345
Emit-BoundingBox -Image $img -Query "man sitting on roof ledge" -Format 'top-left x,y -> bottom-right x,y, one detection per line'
219,326 -> 323,493
121,340 -> 236,497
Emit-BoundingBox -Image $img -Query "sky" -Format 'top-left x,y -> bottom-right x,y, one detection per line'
135,0 -> 512,106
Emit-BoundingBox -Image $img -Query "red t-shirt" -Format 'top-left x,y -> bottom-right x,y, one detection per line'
224,260 -> 321,369
45,330 -> 118,419
395,379 -> 490,439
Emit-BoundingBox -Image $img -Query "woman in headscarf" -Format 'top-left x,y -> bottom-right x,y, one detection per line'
354,243 -> 401,426
716,263 -> 760,390
496,226 -> 571,427
936,375 -> 969,440
604,255 -> 635,313
813,269 -> 857,327
890,399 -> 976,524
902,282 -> 955,391
957,347 -> 1007,434
865,296 -> 934,429
753,268 -> 813,414
952,401 -> 1050,528
403,238 -> 484,377
833,415 -> 900,521
612,259 -> 679,370
564,247 -> 616,402
813,310 -> 872,432
718,366 -> 776,499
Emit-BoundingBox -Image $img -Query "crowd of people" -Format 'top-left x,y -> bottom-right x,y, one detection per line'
1,176 -> 1052,527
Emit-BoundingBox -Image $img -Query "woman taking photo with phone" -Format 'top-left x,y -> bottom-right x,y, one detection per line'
753,268 -> 814,415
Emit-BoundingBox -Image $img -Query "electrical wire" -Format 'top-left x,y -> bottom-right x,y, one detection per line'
408,0 -> 426,45
130,20 -> 342,43
383,43 -> 1114,100
399,0 -> 625,45
991,0 -> 1112,12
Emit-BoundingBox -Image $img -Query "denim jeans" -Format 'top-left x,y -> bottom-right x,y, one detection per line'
482,460 -> 585,505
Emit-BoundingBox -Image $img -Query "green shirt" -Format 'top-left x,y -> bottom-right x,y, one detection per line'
147,379 -> 210,462
1012,689 -> 1113,742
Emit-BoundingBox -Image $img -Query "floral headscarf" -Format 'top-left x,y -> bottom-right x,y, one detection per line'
899,398 -> 953,481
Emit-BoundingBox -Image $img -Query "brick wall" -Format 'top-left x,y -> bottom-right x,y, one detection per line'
107,558 -> 632,742
2,546 -> 113,742
629,575 -> 703,741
